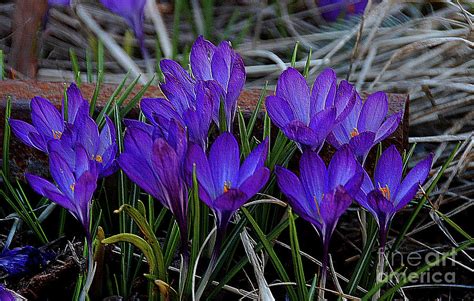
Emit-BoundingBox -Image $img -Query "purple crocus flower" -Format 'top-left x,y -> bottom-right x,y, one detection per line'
318,0 -> 368,22
26,145 -> 99,237
186,133 -> 270,237
140,80 -> 216,149
118,121 -> 189,250
48,114 -> 118,178
160,36 -> 246,131
0,246 -> 52,278
0,285 -> 15,301
275,146 -> 362,294
9,83 -> 89,153
355,145 -> 433,249
100,0 -> 149,66
186,132 -> 269,299
328,91 -> 402,162
266,67 -> 356,152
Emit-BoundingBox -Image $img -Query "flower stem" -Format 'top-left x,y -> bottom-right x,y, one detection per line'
194,229 -> 223,300
318,239 -> 329,301
373,231 -> 387,301
79,236 -> 96,301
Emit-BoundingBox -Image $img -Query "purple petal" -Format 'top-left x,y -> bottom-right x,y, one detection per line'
190,36 -> 216,80
30,97 -> 64,139
275,166 -> 320,227
354,166 -> 374,204
333,80 -> 356,122
164,118 -> 187,160
100,0 -> 146,44
299,151 -> 327,202
151,138 -> 188,230
310,68 -> 336,113
238,167 -> 270,200
185,144 -> 216,201
98,116 -> 116,154
119,127 -> 160,197
9,119 -> 46,151
309,107 -> 337,144
73,171 -> 98,230
374,145 -> 402,195
25,173 -> 73,212
357,91 -> 388,133
374,112 -> 402,143
318,186 -> 352,241
159,77 -> 194,115
282,121 -> 319,148
276,68 -> 310,123
238,139 -> 269,186
28,132 -> 48,152
327,146 -> 358,190
75,114 -> 100,156
123,119 -> 154,134
160,59 -> 195,97
141,97 -> 183,126
49,152 -> 75,200
209,133 -> 240,195
63,83 -> 89,124
265,95 -> 295,129
212,189 -> 247,229
366,190 -> 395,232
74,144 -> 93,179
393,154 -> 433,210
348,131 -> 376,159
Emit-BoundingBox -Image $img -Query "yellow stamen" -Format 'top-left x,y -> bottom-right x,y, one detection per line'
52,130 -> 63,140
70,183 -> 76,192
223,181 -> 231,193
378,183 -> 391,200
350,128 -> 360,138
95,155 -> 103,163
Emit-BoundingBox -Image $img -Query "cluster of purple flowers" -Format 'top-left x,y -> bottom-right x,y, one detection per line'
8,34 -> 433,299
267,66 -> 432,286
10,84 -> 117,240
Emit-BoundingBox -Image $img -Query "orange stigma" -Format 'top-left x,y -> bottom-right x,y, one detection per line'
313,195 -> 322,216
378,184 -> 391,200
52,130 -> 63,140
70,183 -> 76,192
95,155 -> 103,163
223,181 -> 231,193
350,128 -> 360,138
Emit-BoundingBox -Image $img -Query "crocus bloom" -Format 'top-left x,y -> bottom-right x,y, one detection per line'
275,146 -> 362,294
355,145 -> 433,248
318,0 -> 368,22
266,67 -> 356,152
48,114 -> 118,178
140,80 -> 216,149
0,285 -> 15,301
9,83 -> 89,153
100,0 -> 150,72
0,246 -> 52,277
118,121 -> 189,249
186,133 -> 270,299
328,91 -> 401,162
160,36 -> 246,131
26,145 -> 99,237
186,133 -> 270,236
